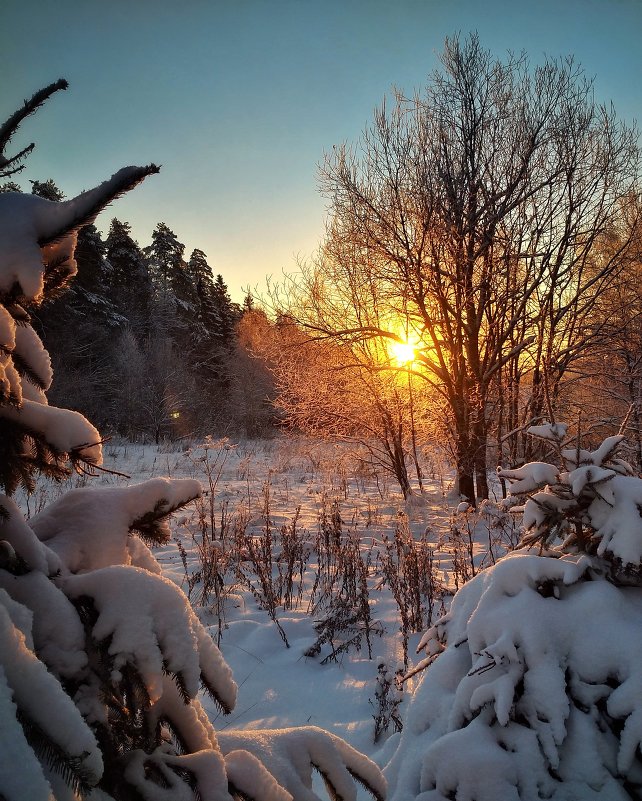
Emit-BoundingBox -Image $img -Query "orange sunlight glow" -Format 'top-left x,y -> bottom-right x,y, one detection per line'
390,338 -> 417,365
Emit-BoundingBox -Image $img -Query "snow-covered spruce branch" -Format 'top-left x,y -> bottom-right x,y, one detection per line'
498,422 -> 642,581
385,421 -> 642,800
0,165 -> 159,302
218,727 -> 386,801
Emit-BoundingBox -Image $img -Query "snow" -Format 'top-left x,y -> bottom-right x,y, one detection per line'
385,549 -> 642,799
224,749 -> 293,801
527,422 -> 568,441
0,589 -> 103,787
13,323 -> 52,391
6,434 -> 487,798
497,461 -> 559,494
589,474 -> 642,568
1,172 -> 395,799
63,565 -> 238,708
0,570 -> 87,678
123,747 -> 230,801
3,212 -> 642,801
30,478 -> 201,572
0,494 -> 59,574
0,303 -> 15,350
5,426 -> 642,799
218,726 -> 386,801
2,85 -> 640,797
0,399 -> 103,464
0,665 -> 54,801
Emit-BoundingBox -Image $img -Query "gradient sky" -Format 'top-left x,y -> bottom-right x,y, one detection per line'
2,0 -> 642,300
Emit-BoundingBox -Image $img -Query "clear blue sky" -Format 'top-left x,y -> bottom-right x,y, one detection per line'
2,0 -> 641,300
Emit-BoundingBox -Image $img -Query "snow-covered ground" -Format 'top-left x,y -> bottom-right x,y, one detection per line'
16,433 -> 517,782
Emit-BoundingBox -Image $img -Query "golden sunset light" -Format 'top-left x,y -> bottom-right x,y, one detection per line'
390,338 -> 417,365
3,7 -> 642,799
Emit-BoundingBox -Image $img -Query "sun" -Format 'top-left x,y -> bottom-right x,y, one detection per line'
390,339 -> 416,365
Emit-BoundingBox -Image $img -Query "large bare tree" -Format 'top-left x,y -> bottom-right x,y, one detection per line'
281,34 -> 640,504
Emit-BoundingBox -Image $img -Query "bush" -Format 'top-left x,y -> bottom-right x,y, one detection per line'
386,423 -> 642,800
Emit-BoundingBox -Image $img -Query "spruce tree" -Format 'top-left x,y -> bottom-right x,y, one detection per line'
105,218 -> 152,335
146,221 -> 185,304
387,424 -> 642,799
30,178 -> 65,202
211,273 -> 238,348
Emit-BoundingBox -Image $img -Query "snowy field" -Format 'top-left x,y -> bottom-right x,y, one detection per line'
16,434 -> 518,782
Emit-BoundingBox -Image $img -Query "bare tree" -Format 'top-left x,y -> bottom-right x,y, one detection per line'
555,201 -> 642,465
279,34 -> 640,504
250,309 -> 435,498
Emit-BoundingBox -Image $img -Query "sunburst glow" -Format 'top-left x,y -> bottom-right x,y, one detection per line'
390,339 -> 417,365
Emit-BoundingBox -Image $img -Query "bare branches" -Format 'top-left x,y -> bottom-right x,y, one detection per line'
281,34 -> 641,504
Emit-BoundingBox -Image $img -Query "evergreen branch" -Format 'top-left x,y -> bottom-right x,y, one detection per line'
0,143 -> 35,177
73,454 -> 131,480
0,540 -> 30,575
158,716 -> 188,755
38,164 -> 161,248
16,708 -> 98,798
0,79 -> 68,169
130,494 -> 198,546
313,765 -> 341,801
227,783 -> 255,801
4,303 -> 30,323
9,349 -> 48,391
42,253 -> 76,299
0,416 -> 71,495
163,661 -> 191,705
200,672 -> 235,715
346,766 -> 386,801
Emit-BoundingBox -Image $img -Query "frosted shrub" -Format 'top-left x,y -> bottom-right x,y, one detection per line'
447,499 -> 520,587
385,423 -> 642,800
500,423 -> 642,581
306,515 -> 381,664
234,483 -> 307,648
0,82 -> 385,801
370,659 -> 404,744
379,514 -> 440,667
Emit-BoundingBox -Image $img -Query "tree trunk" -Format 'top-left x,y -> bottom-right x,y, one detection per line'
391,434 -> 412,500
457,458 -> 476,506
454,422 -> 476,505
472,415 -> 489,502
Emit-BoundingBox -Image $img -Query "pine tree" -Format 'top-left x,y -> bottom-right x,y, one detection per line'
243,291 -> 255,312
211,273 -> 238,348
0,181 -> 22,193
30,178 -> 65,202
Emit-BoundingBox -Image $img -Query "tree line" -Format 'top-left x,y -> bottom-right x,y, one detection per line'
0,177 -> 276,441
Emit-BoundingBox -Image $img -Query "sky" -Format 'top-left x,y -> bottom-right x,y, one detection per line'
2,0 -> 642,301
